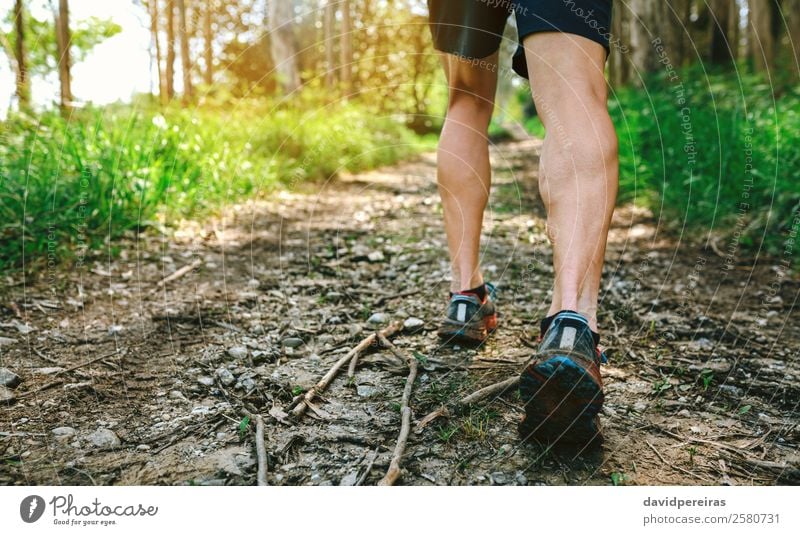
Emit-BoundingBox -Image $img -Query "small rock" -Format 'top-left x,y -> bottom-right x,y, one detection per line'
403,317 -> 424,331
633,402 -> 647,413
51,427 -> 77,440
677,409 -> 691,417
227,346 -> 248,359
490,472 -> 508,485
87,428 -> 121,448
0,336 -> 17,346
136,444 -> 151,451
237,377 -> 256,392
515,472 -> 528,485
281,337 -> 304,348
367,312 -> 388,324
717,384 -> 743,397
216,368 -> 236,386
367,251 -> 385,262
325,291 -> 344,301
356,385 -> 379,398
9,320 -> 34,334
0,368 -> 21,389
247,278 -> 261,288
108,325 -> 124,335
339,472 -> 359,486
0,386 -> 16,403
197,376 -> 215,387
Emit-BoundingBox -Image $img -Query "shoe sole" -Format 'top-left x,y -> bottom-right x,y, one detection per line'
437,314 -> 497,346
518,355 -> 604,446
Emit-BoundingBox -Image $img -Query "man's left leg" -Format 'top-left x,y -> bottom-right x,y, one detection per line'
517,31 -> 618,445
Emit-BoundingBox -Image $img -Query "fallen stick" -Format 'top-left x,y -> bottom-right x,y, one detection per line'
156,259 -> 202,287
254,414 -> 269,486
290,322 -> 402,419
415,376 -> 520,432
377,335 -> 418,486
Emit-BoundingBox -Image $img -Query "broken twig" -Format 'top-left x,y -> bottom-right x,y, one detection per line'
377,335 -> 418,486
415,376 -> 520,432
254,414 -> 269,486
290,322 -> 402,419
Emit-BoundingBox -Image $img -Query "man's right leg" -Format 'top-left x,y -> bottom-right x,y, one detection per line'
435,52 -> 500,345
436,52 -> 499,294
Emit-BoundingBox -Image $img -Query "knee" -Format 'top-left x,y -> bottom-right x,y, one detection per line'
447,75 -> 495,118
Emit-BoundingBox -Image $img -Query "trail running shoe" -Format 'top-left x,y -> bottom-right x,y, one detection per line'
518,310 -> 607,445
437,282 -> 498,345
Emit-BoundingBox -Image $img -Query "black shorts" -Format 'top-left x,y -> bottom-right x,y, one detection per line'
427,0 -> 613,79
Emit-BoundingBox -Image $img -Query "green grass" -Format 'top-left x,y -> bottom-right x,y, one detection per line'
0,97 -> 430,271
524,65 -> 800,258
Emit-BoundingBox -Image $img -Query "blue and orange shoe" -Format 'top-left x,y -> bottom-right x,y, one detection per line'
437,282 -> 498,346
518,310 -> 607,445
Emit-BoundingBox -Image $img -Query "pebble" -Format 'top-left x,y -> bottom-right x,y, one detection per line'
515,472 -> 528,485
216,368 -> 236,386
403,317 -> 424,331
367,313 -> 388,324
490,472 -> 508,485
677,409 -> 691,417
87,428 -> 121,448
0,385 -> 16,403
633,402 -> 647,413
227,346 -> 248,359
197,376 -> 215,387
0,336 -> 17,346
0,368 -> 21,389
356,385 -> 379,397
136,444 -> 151,451
281,337 -> 304,348
367,251 -> 385,262
108,325 -> 124,335
51,427 -> 77,440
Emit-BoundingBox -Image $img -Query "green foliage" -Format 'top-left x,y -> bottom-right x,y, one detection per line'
0,97 -> 425,271
2,11 -> 121,76
609,66 -> 800,257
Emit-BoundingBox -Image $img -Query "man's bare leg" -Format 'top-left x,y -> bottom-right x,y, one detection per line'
522,33 -> 618,332
436,52 -> 499,294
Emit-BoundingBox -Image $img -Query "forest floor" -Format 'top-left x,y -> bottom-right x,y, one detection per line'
1,136 -> 799,486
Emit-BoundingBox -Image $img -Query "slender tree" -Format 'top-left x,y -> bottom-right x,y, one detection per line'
709,0 -> 733,64
750,0 -> 775,73
324,0 -> 335,89
787,0 -> 800,76
176,0 -> 192,100
266,0 -> 301,93
54,0 -> 72,112
147,0 -> 167,105
13,0 -> 30,108
340,0 -> 352,94
166,0 -> 175,99
203,0 -> 213,86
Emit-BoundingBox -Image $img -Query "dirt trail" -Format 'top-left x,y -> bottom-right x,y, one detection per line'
1,137 -> 798,486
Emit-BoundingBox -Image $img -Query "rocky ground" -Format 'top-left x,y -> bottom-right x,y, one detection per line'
1,137 -> 798,486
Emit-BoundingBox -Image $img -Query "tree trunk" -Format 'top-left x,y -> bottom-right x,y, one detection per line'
13,0 -> 30,108
750,0 -> 775,73
787,0 -> 800,76
266,0 -> 301,94
729,0 -> 741,62
324,0 -> 335,89
340,0 -> 352,95
176,0 -> 192,101
149,0 -> 167,106
709,0 -> 733,64
204,0 -> 213,86
628,0 -> 658,82
166,0 -> 175,99
55,0 -> 72,112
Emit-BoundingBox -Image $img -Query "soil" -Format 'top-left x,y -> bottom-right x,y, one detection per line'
1,137 -> 798,486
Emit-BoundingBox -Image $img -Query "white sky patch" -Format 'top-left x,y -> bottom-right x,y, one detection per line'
0,0 -> 152,116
